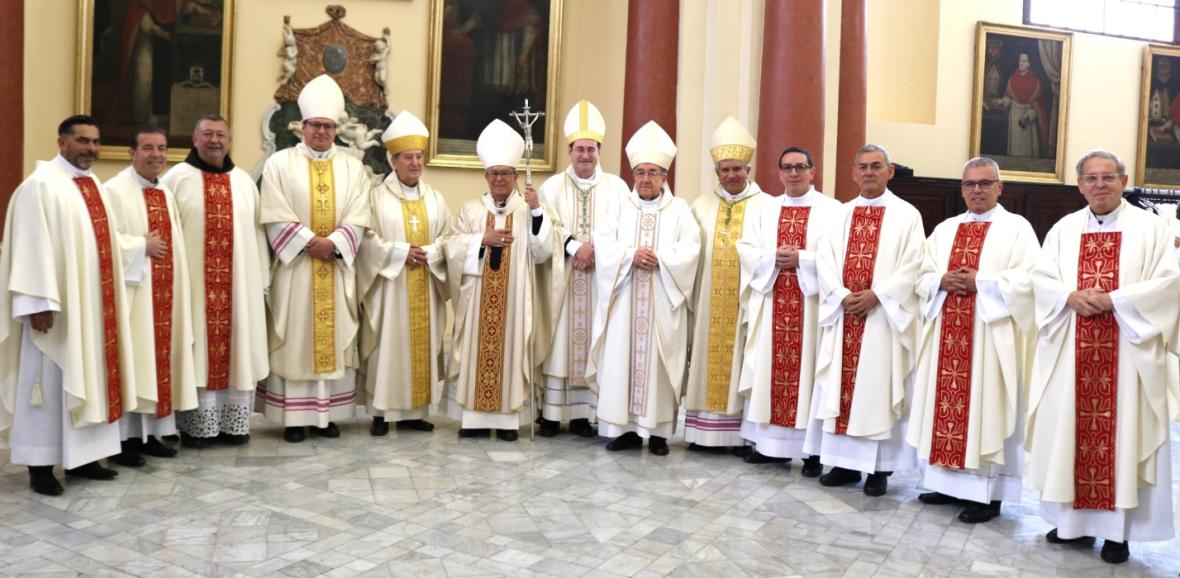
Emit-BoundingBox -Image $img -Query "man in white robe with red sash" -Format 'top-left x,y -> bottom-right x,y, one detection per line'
259,75 -> 372,443
685,117 -> 765,452
161,114 -> 271,448
358,111 -> 452,436
104,126 -> 199,466
537,100 -> 628,438
442,119 -> 553,441
737,146 -> 841,471
1027,150 -> 1180,565
809,144 -> 924,496
588,120 -> 701,456
0,115 -> 139,495
907,157 -> 1039,523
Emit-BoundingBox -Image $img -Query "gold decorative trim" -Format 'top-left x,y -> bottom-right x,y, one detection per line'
385,135 -> 430,157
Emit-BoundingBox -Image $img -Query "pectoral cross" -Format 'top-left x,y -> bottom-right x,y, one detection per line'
408,214 -> 421,234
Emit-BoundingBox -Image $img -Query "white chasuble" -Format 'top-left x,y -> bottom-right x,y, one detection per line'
357,177 -> 451,418
587,189 -> 701,437
737,188 -> 842,458
906,206 -> 1038,503
809,190 -> 924,473
537,166 -> 627,422
442,192 -> 553,429
1027,201 -> 1179,542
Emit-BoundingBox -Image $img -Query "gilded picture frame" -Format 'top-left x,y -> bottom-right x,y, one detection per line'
426,0 -> 563,170
75,0 -> 235,162
1136,44 -> 1180,188
970,22 -> 1072,183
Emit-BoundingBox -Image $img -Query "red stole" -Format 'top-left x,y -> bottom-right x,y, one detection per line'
770,206 -> 810,427
202,172 -> 234,390
1073,232 -> 1120,510
73,177 -> 124,422
143,187 -> 174,418
928,221 -> 991,468
836,206 -> 884,435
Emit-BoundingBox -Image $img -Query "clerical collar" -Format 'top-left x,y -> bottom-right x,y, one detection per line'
568,165 -> 599,189
132,169 -> 159,189
299,142 -> 334,160
721,182 -> 751,201
1088,202 -> 1123,227
782,187 -> 816,206
396,180 -> 420,199
184,148 -> 235,173
638,194 -> 662,208
53,154 -> 92,178
964,205 -> 998,222
854,190 -> 890,206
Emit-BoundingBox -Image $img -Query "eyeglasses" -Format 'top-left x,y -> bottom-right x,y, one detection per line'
303,121 -> 336,133
779,163 -> 812,173
960,180 -> 997,191
487,169 -> 516,178
1080,173 -> 1123,186
633,168 -> 665,179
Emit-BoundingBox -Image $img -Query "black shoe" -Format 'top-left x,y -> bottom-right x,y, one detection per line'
496,429 -> 518,442
311,422 -> 340,438
180,432 -> 212,448
1045,528 -> 1096,546
570,418 -> 596,438
918,491 -> 962,506
537,419 -> 560,437
218,433 -> 250,445
743,450 -> 788,464
108,451 -> 145,468
687,442 -> 727,453
819,466 -> 861,487
731,445 -> 753,458
284,427 -> 306,443
370,417 -> 389,437
801,455 -> 823,478
458,428 -> 490,438
606,432 -> 643,451
142,436 -> 178,457
1100,540 -> 1129,564
64,461 -> 118,480
397,419 -> 435,432
957,501 -> 1001,523
28,466 -> 63,496
649,436 -> 669,456
863,472 -> 889,496
161,434 -> 180,443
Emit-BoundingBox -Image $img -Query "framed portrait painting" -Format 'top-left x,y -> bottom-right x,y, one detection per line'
1136,44 -> 1180,188
426,0 -> 563,170
76,0 -> 235,161
970,23 -> 1072,183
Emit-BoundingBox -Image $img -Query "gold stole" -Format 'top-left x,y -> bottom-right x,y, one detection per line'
474,212 -> 514,412
401,197 -> 431,408
705,196 -> 749,411
309,159 -> 337,374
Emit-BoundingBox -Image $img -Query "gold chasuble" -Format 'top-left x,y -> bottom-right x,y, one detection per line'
928,221 -> 990,468
143,187 -> 175,418
705,197 -> 749,411
74,177 -> 125,422
770,206 -> 810,427
202,171 -> 234,391
1073,232 -> 1120,511
836,206 -> 884,435
401,198 -> 431,407
475,212 -> 514,412
308,160 -> 337,374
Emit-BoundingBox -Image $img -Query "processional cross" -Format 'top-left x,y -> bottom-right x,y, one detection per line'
510,99 -> 545,187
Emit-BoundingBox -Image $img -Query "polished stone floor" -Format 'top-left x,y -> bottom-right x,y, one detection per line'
1,416 -> 1178,577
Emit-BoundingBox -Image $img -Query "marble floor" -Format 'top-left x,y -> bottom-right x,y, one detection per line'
1,416 -> 1178,578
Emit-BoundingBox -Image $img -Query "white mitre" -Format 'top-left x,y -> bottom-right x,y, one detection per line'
564,100 -> 606,144
625,120 -> 677,170
382,110 -> 429,156
710,116 -> 756,164
298,74 -> 346,122
476,119 -> 525,169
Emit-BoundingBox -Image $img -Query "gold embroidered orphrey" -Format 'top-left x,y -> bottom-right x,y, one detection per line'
705,197 -> 749,411
309,159 -> 337,374
401,198 -> 431,408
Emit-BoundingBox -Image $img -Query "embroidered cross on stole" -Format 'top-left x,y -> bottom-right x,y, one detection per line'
770,206 -> 810,428
201,172 -> 234,390
401,198 -> 431,408
836,206 -> 884,435
929,221 -> 991,468
630,210 -> 660,416
1073,231 -> 1120,510
73,177 -> 124,422
474,212 -> 514,412
308,160 -> 337,374
705,197 -> 750,412
143,187 -> 175,418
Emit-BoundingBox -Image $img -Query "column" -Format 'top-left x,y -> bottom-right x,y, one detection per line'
0,0 -> 22,232
620,0 -> 679,188
834,0 -> 867,201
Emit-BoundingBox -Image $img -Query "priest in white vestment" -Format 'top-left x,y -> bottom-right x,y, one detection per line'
442,119 -> 553,441
536,100 -> 628,438
737,146 -> 841,471
907,157 -> 1039,524
685,117 -> 765,451
162,115 -> 270,448
588,120 -> 700,456
259,75 -> 372,442
1027,150 -> 1180,565
358,111 -> 452,436
104,126 -> 198,466
809,144 -> 924,497
0,116 -> 139,494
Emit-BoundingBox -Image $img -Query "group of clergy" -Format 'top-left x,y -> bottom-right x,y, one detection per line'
0,72 -> 1175,566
